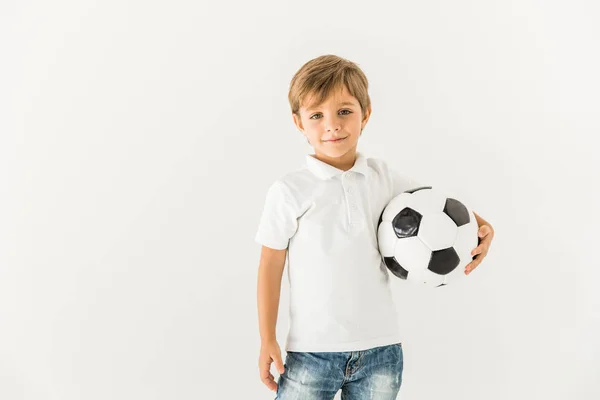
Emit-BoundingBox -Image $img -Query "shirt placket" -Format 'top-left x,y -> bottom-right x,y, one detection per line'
342,172 -> 363,231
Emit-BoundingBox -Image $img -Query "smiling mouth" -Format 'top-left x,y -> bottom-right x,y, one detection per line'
324,136 -> 348,142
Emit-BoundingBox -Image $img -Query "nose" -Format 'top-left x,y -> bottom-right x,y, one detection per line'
325,115 -> 341,132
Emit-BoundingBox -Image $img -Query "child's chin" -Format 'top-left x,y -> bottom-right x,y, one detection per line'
321,149 -> 352,159
318,142 -> 354,155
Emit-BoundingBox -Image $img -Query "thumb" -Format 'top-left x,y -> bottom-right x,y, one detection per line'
274,353 -> 285,375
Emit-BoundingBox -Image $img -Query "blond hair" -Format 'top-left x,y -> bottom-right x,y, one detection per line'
288,54 -> 371,118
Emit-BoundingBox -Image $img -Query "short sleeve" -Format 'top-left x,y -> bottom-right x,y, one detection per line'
254,180 -> 299,250
391,168 -> 426,198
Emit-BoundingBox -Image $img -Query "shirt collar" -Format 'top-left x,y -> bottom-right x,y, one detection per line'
305,151 -> 370,180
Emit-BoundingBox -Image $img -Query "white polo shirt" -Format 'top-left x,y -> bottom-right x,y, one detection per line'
254,151 -> 422,352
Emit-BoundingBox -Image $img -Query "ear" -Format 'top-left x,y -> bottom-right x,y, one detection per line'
361,105 -> 372,130
292,112 -> 304,132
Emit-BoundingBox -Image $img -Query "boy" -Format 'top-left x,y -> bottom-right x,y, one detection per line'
255,55 -> 494,399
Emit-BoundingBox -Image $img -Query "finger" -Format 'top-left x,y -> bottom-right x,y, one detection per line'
259,358 -> 273,380
466,250 -> 489,273
471,246 -> 483,257
261,371 -> 274,382
274,353 -> 285,375
478,226 -> 489,238
465,260 -> 480,274
480,232 -> 493,243
477,225 -> 492,239
259,361 -> 274,378
473,250 -> 486,262
259,356 -> 279,391
261,375 -> 277,391
477,241 -> 492,256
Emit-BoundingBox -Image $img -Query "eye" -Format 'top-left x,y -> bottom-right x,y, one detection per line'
309,109 -> 353,120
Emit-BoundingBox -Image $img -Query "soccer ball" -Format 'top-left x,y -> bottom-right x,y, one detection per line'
377,186 -> 480,288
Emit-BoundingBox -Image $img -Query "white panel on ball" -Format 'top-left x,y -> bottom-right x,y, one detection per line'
418,212 -> 458,251
377,221 -> 397,257
405,187 -> 447,215
393,236 -> 431,272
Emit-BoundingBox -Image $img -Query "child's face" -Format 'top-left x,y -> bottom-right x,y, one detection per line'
293,85 -> 371,161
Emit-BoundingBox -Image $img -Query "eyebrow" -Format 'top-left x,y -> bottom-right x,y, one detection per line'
305,101 -> 357,111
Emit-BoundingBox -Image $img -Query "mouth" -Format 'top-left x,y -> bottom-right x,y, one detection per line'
324,136 -> 348,143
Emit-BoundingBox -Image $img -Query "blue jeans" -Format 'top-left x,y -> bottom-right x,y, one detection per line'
275,342 -> 403,400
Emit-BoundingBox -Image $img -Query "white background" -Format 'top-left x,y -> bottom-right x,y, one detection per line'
1,1 -> 599,399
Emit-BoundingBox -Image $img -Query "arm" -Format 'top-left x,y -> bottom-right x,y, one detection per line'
257,245 -> 287,343
257,245 -> 287,392
255,180 -> 298,391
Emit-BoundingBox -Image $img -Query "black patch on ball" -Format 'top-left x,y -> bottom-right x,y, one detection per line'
384,257 -> 409,280
392,207 -> 422,238
443,198 -> 470,227
377,209 -> 384,228
428,247 -> 460,275
405,185 -> 433,194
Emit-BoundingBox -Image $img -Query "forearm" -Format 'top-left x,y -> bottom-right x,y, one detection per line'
257,263 -> 284,343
